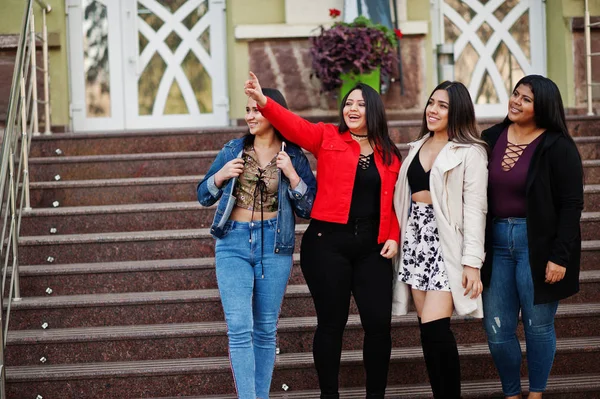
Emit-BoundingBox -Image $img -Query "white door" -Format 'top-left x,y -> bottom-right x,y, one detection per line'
67,0 -> 126,131
67,0 -> 228,132
432,0 -> 546,118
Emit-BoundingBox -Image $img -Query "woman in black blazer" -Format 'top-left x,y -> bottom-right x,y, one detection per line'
481,75 -> 583,399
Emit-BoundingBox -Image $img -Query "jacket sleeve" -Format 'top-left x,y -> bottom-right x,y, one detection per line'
388,205 -> 401,243
258,98 -> 326,156
549,140 -> 584,267
197,146 -> 230,206
287,150 -> 316,219
461,146 -> 488,268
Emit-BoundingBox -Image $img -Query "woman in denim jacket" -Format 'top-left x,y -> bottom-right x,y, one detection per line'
197,88 -> 316,399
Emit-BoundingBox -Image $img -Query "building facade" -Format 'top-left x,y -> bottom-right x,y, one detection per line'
1,0 -> 599,132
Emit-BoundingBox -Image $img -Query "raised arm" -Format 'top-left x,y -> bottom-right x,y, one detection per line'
244,71 -> 327,155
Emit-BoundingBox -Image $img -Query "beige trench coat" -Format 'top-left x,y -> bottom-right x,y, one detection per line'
392,136 -> 488,318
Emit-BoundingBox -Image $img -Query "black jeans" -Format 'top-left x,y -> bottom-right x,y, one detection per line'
300,218 -> 393,398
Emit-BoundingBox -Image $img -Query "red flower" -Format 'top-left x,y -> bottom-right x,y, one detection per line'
394,28 -> 403,39
329,8 -> 341,18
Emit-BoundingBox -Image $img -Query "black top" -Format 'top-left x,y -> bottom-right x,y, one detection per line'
482,121 -> 583,305
349,153 -> 381,219
407,147 -> 430,194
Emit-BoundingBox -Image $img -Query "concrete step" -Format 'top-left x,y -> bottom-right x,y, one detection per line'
581,240 -> 600,271
584,160 -> 600,184
18,228 -> 217,265
25,169 -> 600,210
29,151 -> 219,182
13,243 -> 600,298
28,128 -> 246,158
13,255 -> 304,296
6,302 -> 599,366
17,226 -> 306,265
585,184 -> 600,211
581,212 -> 600,241
153,374 -> 600,398
20,200 -> 600,238
16,224 -> 600,271
28,149 -> 600,184
7,285 -> 319,329
6,336 -> 600,398
20,202 -> 208,236
28,175 -> 201,208
27,117 -> 600,158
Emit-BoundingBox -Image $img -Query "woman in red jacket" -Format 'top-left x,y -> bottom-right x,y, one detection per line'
245,72 -> 402,399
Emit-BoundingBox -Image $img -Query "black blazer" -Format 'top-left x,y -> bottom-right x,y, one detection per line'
482,121 -> 584,304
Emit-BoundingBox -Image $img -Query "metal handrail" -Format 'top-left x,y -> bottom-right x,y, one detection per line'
585,0 -> 598,116
0,0 -> 52,396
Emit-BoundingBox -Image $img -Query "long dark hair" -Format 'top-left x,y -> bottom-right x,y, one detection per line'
243,88 -> 289,147
504,75 -> 573,143
338,83 -> 402,165
418,81 -> 486,149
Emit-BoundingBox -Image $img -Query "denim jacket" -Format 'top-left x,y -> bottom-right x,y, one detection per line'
197,138 -> 316,255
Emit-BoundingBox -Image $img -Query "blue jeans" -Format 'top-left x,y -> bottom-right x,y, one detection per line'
483,218 -> 559,396
215,218 -> 293,399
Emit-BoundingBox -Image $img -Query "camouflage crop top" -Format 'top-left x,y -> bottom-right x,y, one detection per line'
233,146 -> 279,212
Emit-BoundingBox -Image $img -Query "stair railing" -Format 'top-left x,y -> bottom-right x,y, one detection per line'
0,0 -> 52,396
585,0 -> 599,116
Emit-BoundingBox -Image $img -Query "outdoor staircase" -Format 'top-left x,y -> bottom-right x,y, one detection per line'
6,116 -> 600,398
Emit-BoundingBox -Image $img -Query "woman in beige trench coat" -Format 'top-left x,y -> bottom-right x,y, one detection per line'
392,81 -> 488,399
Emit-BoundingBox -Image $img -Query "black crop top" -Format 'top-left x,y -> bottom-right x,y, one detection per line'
407,148 -> 430,194
349,153 -> 381,219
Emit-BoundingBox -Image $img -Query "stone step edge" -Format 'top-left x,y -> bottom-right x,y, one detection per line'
7,285 -> 309,310
30,126 -> 247,142
26,150 -> 600,166
25,171 -> 600,192
22,201 -> 204,217
29,151 -> 220,164
18,225 -> 309,246
24,116 -> 600,143
17,254 -> 301,276
28,174 -> 203,189
17,203 -> 600,220
180,373 -> 600,399
14,255 -> 598,281
6,336 -> 600,381
15,231 -> 600,251
9,270 -> 600,310
7,302 -> 600,345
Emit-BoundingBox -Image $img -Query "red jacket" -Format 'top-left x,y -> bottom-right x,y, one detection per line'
259,99 -> 401,244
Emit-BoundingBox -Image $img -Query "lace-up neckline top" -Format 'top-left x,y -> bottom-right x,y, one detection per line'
488,127 -> 543,218
233,145 -> 279,212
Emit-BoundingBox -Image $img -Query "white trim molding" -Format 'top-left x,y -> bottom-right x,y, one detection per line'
234,20 -> 428,40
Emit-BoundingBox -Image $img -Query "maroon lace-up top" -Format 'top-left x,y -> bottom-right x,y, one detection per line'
488,127 -> 543,218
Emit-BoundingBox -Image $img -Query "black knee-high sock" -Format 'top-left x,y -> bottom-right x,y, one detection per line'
419,317 -> 461,399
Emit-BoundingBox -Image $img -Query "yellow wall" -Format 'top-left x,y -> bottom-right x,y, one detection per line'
406,0 -> 432,98
1,0 -> 70,127
227,0 -> 284,120
561,0 -> 600,17
546,0 -> 600,107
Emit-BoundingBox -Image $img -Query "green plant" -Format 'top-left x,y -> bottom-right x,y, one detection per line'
309,13 -> 401,93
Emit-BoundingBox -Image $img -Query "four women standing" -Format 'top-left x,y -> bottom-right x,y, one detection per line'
199,73 -> 583,398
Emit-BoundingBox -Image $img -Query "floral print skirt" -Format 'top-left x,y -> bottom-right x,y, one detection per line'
399,201 -> 450,291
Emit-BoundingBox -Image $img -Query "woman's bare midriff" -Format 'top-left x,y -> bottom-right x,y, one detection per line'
229,206 -> 278,222
411,190 -> 433,204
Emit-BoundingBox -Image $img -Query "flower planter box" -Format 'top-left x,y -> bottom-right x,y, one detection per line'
339,67 -> 381,105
